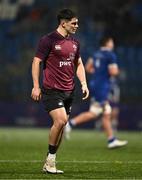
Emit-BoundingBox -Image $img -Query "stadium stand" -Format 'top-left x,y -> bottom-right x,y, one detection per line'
0,0 -> 142,130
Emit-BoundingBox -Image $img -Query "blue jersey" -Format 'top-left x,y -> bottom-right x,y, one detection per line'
89,49 -> 118,103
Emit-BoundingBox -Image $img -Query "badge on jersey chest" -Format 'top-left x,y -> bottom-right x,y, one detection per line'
67,53 -> 75,61
73,44 -> 77,51
55,45 -> 61,50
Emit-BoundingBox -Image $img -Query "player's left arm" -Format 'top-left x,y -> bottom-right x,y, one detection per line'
85,57 -> 95,73
76,57 -> 89,100
108,63 -> 119,76
108,52 -> 119,76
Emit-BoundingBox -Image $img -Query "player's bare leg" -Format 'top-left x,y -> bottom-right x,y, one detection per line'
102,113 -> 113,139
43,107 -> 67,174
56,115 -> 70,150
64,112 -> 95,139
102,112 -> 127,148
49,108 -> 68,145
111,107 -> 119,131
71,111 -> 95,125
56,127 -> 64,152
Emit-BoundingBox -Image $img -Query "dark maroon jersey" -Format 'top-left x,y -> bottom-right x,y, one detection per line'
35,31 -> 80,91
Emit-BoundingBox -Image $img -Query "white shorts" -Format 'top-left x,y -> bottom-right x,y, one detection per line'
89,98 -> 112,116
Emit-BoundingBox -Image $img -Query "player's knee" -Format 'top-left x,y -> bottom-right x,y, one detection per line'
89,103 -> 103,116
54,118 -> 67,129
103,103 -> 112,115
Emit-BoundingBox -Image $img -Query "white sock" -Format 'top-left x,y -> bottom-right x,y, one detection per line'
47,153 -> 56,159
70,119 -> 76,126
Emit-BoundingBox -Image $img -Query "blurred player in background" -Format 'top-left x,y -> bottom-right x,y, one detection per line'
95,76 -> 120,131
65,37 -> 128,148
109,76 -> 120,131
31,9 -> 89,174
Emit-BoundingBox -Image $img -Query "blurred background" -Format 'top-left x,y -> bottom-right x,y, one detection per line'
0,0 -> 142,130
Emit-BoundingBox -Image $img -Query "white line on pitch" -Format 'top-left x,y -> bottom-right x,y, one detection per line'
0,160 -> 142,164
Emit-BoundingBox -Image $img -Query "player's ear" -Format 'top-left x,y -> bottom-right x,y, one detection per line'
61,20 -> 66,28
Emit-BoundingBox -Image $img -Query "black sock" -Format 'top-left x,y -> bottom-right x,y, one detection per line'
47,144 -> 57,155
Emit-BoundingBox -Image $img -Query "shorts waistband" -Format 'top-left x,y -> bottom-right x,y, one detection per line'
42,87 -> 73,94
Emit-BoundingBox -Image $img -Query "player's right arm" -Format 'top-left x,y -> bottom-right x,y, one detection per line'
31,35 -> 51,101
108,64 -> 119,76
31,57 -> 42,101
108,52 -> 119,76
85,57 -> 95,74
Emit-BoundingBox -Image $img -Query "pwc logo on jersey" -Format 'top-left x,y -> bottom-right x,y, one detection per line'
59,61 -> 71,67
59,53 -> 75,67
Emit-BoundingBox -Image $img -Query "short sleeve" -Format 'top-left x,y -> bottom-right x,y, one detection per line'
108,52 -> 118,65
35,36 -> 51,61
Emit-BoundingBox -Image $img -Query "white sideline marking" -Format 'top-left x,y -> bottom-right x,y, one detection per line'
0,160 -> 142,164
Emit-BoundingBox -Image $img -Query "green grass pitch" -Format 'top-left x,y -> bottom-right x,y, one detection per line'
0,128 -> 142,179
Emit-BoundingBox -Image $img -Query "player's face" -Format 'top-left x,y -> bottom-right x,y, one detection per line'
63,18 -> 79,34
107,39 -> 114,50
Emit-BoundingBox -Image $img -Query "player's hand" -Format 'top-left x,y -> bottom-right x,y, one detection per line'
31,87 -> 41,101
81,82 -> 89,100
